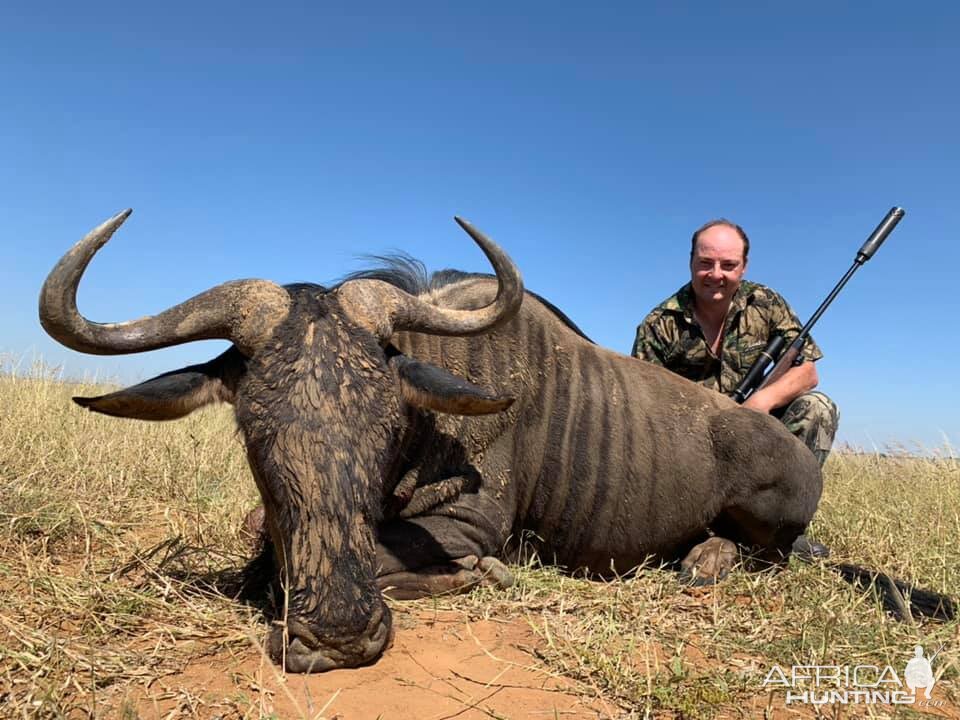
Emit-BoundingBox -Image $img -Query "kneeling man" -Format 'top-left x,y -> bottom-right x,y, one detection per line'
632,219 -> 838,467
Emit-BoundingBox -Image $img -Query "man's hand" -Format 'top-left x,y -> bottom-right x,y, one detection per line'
742,361 -> 818,414
743,390 -> 777,413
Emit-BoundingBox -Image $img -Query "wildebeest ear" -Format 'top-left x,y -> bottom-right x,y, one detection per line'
73,351 -> 241,421
389,355 -> 514,416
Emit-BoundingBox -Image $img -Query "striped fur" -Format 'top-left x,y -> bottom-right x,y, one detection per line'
382,276 -> 822,576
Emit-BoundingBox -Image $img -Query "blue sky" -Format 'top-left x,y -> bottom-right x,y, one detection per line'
2,2 -> 957,451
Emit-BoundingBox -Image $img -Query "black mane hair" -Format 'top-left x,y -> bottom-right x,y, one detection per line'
336,254 -> 594,343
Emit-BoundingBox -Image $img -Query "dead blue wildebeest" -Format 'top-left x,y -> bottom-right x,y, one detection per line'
41,209 -> 826,672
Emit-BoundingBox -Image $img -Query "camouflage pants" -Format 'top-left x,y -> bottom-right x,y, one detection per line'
771,391 -> 839,468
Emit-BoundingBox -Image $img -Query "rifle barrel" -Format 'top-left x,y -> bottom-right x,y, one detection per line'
798,207 -> 905,339
731,207 -> 904,404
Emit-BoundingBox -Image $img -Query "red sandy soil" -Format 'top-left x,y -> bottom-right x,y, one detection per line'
127,609 -> 619,720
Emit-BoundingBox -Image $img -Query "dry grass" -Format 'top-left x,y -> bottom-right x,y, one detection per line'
1,360 -> 958,718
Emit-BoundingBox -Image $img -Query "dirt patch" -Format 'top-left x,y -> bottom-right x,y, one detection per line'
123,609 -> 618,719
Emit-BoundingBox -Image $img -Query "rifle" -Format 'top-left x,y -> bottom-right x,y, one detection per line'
731,207 -> 905,404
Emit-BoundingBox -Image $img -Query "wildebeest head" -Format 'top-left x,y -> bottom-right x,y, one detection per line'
39,210 -> 523,672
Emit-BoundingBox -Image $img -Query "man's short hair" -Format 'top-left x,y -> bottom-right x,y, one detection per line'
690,219 -> 750,262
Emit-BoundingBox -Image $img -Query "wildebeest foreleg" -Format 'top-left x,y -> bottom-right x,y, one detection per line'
375,507 -> 514,600
376,555 -> 513,600
397,473 -> 476,519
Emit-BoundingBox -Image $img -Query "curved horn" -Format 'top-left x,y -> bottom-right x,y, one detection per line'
340,217 -> 524,339
39,209 -> 290,356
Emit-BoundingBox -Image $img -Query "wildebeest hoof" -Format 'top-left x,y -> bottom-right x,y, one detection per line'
376,554 -> 513,599
451,554 -> 479,571
478,556 -> 514,589
791,534 -> 831,561
680,537 -> 738,586
378,563 -> 484,600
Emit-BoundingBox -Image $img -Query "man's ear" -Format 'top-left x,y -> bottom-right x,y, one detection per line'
73,350 -> 242,421
389,355 -> 514,416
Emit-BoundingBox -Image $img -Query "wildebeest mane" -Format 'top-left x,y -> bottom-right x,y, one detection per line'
338,255 -> 594,343
336,255 -> 431,296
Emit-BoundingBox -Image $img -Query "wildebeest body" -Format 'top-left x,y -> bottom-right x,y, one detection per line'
378,277 -> 821,578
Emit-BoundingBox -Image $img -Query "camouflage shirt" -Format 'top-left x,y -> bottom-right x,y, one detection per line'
631,281 -> 822,394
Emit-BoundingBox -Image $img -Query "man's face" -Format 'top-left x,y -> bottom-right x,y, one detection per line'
690,224 -> 747,310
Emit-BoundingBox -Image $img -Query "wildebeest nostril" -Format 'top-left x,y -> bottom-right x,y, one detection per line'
283,637 -> 339,674
267,609 -> 393,674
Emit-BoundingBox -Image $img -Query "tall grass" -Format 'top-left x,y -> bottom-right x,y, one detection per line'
1,364 -> 957,718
